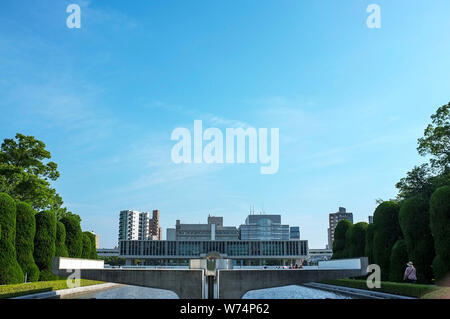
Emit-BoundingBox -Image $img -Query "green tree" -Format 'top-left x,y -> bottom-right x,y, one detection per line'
389,239 -> 409,282
81,232 -> 92,259
365,223 -> 375,264
61,215 -> 83,258
398,195 -> 435,283
34,211 -> 56,281
15,201 -> 40,282
0,134 -> 64,212
84,232 -> 98,259
0,193 -> 24,284
332,219 -> 352,259
344,224 -> 354,258
373,201 -> 402,281
348,222 -> 368,258
417,102 -> 450,173
429,185 -> 450,282
55,221 -> 69,257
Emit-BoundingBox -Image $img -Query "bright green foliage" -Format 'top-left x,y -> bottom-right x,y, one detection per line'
81,232 -> 92,259
0,134 -> 63,212
0,193 -> 24,284
15,201 -> 39,282
55,221 -> 69,257
365,223 -> 375,264
347,222 -> 368,258
373,201 -> 402,281
389,240 -> 409,282
61,215 -> 82,258
399,196 -> 435,283
429,186 -> 450,282
417,102 -> 450,173
34,211 -> 56,281
84,232 -> 98,259
332,219 -> 352,259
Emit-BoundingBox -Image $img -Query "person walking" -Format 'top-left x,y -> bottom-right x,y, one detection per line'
403,261 -> 417,284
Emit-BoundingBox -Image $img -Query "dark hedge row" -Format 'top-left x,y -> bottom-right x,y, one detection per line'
55,221 -> 69,258
430,186 -> 450,282
399,195 -> 435,283
332,185 -> 449,284
373,201 -> 402,281
389,239 -> 409,282
61,215 -> 83,258
331,219 -> 352,259
0,193 -> 91,284
0,193 -> 24,284
34,211 -> 56,281
15,201 -> 40,282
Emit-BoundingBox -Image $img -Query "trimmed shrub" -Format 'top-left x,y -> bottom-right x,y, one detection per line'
81,232 -> 92,259
365,223 -> 375,264
61,215 -> 82,258
84,232 -> 98,259
399,195 -> 435,283
15,201 -> 40,282
389,239 -> 409,282
55,221 -> 69,257
0,193 -> 24,284
34,211 -> 56,281
373,201 -> 402,281
348,222 -> 368,258
332,219 -> 352,259
429,186 -> 450,282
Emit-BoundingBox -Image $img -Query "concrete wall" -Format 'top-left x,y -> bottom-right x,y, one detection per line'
52,257 -> 204,299
53,257 -> 368,299
218,257 -> 368,299
56,257 -> 104,269
318,258 -> 365,269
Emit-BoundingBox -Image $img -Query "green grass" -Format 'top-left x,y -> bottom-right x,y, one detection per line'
421,287 -> 450,299
0,279 -> 105,299
322,279 -> 442,298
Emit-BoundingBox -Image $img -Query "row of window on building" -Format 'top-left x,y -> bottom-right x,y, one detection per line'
119,239 -> 308,257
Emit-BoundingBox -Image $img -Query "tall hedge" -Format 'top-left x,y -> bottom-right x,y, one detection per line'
348,222 -> 368,258
15,201 -> 40,282
55,221 -> 69,257
373,201 -> 402,281
332,219 -> 352,259
0,193 -> 24,284
84,232 -> 98,259
399,195 -> 435,283
365,223 -> 375,264
389,239 -> 409,282
429,185 -> 450,282
344,224 -> 353,258
81,232 -> 92,259
34,211 -> 56,281
61,215 -> 82,258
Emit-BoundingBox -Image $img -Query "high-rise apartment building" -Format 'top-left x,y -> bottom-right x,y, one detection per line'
118,209 -> 161,242
327,207 -> 353,249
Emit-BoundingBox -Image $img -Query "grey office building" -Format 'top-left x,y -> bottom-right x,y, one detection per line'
166,215 -> 239,241
290,226 -> 300,240
239,214 -> 291,241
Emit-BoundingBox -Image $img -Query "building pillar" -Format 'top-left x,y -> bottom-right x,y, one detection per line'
125,258 -> 133,266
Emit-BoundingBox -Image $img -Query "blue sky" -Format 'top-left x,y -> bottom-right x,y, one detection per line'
1,0 -> 449,248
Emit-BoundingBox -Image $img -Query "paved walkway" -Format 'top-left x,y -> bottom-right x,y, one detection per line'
303,282 -> 416,299
11,283 -> 121,299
